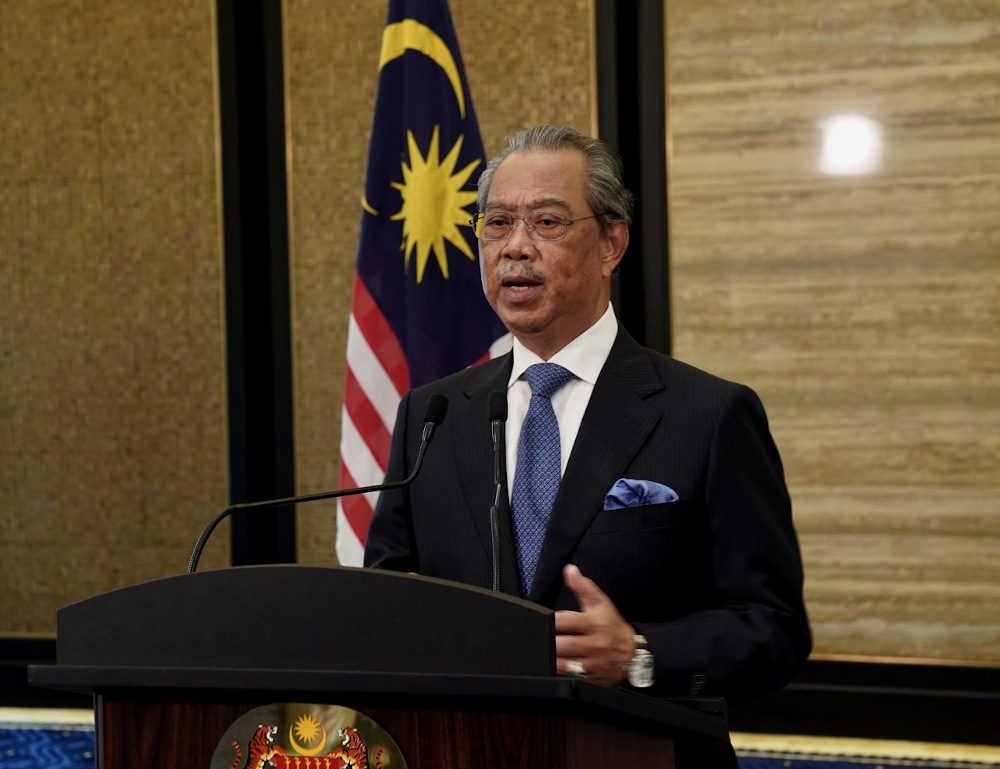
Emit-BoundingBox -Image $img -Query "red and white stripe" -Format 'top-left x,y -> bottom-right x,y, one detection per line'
336,275 -> 512,566
336,273 -> 409,566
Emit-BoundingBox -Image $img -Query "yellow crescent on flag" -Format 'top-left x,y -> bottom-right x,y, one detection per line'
379,19 -> 466,118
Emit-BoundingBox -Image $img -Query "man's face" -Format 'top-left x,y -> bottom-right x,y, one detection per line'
478,149 -> 627,359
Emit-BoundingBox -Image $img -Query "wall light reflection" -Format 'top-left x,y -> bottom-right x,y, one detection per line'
818,114 -> 883,176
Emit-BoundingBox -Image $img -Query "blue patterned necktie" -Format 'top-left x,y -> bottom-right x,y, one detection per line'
511,363 -> 575,597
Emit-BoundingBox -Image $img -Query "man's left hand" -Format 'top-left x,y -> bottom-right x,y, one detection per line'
553,564 -> 635,686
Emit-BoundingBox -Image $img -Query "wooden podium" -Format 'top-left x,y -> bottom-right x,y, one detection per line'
30,565 -> 730,768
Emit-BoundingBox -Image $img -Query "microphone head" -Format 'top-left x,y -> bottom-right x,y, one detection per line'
425,394 -> 448,426
487,390 -> 508,423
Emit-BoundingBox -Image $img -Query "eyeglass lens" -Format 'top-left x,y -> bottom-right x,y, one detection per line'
478,212 -> 570,241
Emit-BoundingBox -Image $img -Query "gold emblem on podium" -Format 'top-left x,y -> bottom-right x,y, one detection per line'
211,703 -> 407,769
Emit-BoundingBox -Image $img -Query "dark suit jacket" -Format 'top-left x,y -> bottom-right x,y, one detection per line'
365,328 -> 811,704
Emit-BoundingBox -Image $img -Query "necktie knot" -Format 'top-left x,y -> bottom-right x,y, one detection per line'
523,363 -> 574,400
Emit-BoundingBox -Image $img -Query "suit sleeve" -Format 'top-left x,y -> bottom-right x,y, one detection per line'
363,390 -> 420,572
633,385 -> 811,704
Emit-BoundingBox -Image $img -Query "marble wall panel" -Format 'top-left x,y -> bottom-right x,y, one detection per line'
667,0 -> 1000,661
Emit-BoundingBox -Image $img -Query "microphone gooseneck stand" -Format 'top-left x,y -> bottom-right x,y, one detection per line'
487,390 -> 508,592
187,395 -> 448,573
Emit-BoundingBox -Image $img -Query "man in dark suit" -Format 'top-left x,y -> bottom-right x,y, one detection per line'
364,125 -> 810,750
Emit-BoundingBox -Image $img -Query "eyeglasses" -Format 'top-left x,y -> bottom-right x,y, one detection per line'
469,211 -> 607,241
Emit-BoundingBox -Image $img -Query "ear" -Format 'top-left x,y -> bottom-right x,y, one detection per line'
599,219 -> 629,278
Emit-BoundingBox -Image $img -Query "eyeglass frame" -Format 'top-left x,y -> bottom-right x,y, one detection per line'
469,211 -> 611,241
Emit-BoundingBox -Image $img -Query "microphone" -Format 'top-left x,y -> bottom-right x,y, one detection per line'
187,394 -> 449,573
486,391 -> 507,592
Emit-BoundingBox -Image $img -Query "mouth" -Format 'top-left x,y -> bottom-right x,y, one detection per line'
498,267 -> 543,293
504,276 -> 541,292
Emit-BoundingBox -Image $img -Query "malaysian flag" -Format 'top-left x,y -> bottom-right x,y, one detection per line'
336,0 -> 510,566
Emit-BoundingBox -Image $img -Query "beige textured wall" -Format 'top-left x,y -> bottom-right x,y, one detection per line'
286,0 -> 594,565
667,0 -> 1000,662
1,0 -> 229,634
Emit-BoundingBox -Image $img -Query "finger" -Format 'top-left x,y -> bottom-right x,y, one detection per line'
562,564 -> 609,613
553,609 -> 591,635
554,630 -> 590,659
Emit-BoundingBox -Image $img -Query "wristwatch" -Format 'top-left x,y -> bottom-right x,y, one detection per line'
626,634 -> 654,688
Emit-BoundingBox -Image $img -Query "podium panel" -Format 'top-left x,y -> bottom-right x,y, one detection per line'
96,695 -> 677,769
53,565 -> 554,676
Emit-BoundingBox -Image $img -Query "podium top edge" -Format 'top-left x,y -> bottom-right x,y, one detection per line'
58,565 -> 552,616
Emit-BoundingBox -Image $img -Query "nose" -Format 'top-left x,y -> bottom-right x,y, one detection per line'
501,218 -> 535,260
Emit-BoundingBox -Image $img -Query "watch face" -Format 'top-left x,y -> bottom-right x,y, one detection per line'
628,649 -> 655,688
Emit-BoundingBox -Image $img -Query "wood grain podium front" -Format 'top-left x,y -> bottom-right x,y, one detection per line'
30,565 -> 729,768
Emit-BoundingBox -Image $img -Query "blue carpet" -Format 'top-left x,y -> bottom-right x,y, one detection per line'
0,727 -> 95,769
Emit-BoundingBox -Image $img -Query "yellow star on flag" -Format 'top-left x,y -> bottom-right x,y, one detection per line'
391,126 -> 480,282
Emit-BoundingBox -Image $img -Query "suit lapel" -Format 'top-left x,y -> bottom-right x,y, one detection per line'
528,331 -> 665,604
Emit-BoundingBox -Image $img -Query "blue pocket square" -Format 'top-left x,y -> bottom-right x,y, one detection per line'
604,478 -> 679,510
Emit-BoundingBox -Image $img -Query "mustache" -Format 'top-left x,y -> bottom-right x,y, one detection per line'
494,263 -> 544,283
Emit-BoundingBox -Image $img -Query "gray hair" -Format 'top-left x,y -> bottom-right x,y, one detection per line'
476,124 -> 635,229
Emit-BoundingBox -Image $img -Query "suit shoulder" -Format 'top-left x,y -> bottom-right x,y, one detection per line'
621,348 -> 771,430
624,341 -> 748,395
660,352 -> 744,391
404,355 -> 511,407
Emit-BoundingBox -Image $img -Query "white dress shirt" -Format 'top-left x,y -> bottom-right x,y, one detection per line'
505,304 -> 618,500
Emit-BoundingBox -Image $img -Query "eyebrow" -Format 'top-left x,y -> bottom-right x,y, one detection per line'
485,197 -> 572,212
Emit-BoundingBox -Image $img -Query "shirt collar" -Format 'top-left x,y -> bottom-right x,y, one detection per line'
509,304 -> 618,387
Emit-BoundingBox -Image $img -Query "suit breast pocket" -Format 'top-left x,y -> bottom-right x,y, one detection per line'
571,499 -> 706,617
587,499 -> 696,535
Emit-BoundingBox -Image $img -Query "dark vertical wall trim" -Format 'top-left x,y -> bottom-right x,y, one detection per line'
216,0 -> 296,564
596,0 -> 671,355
